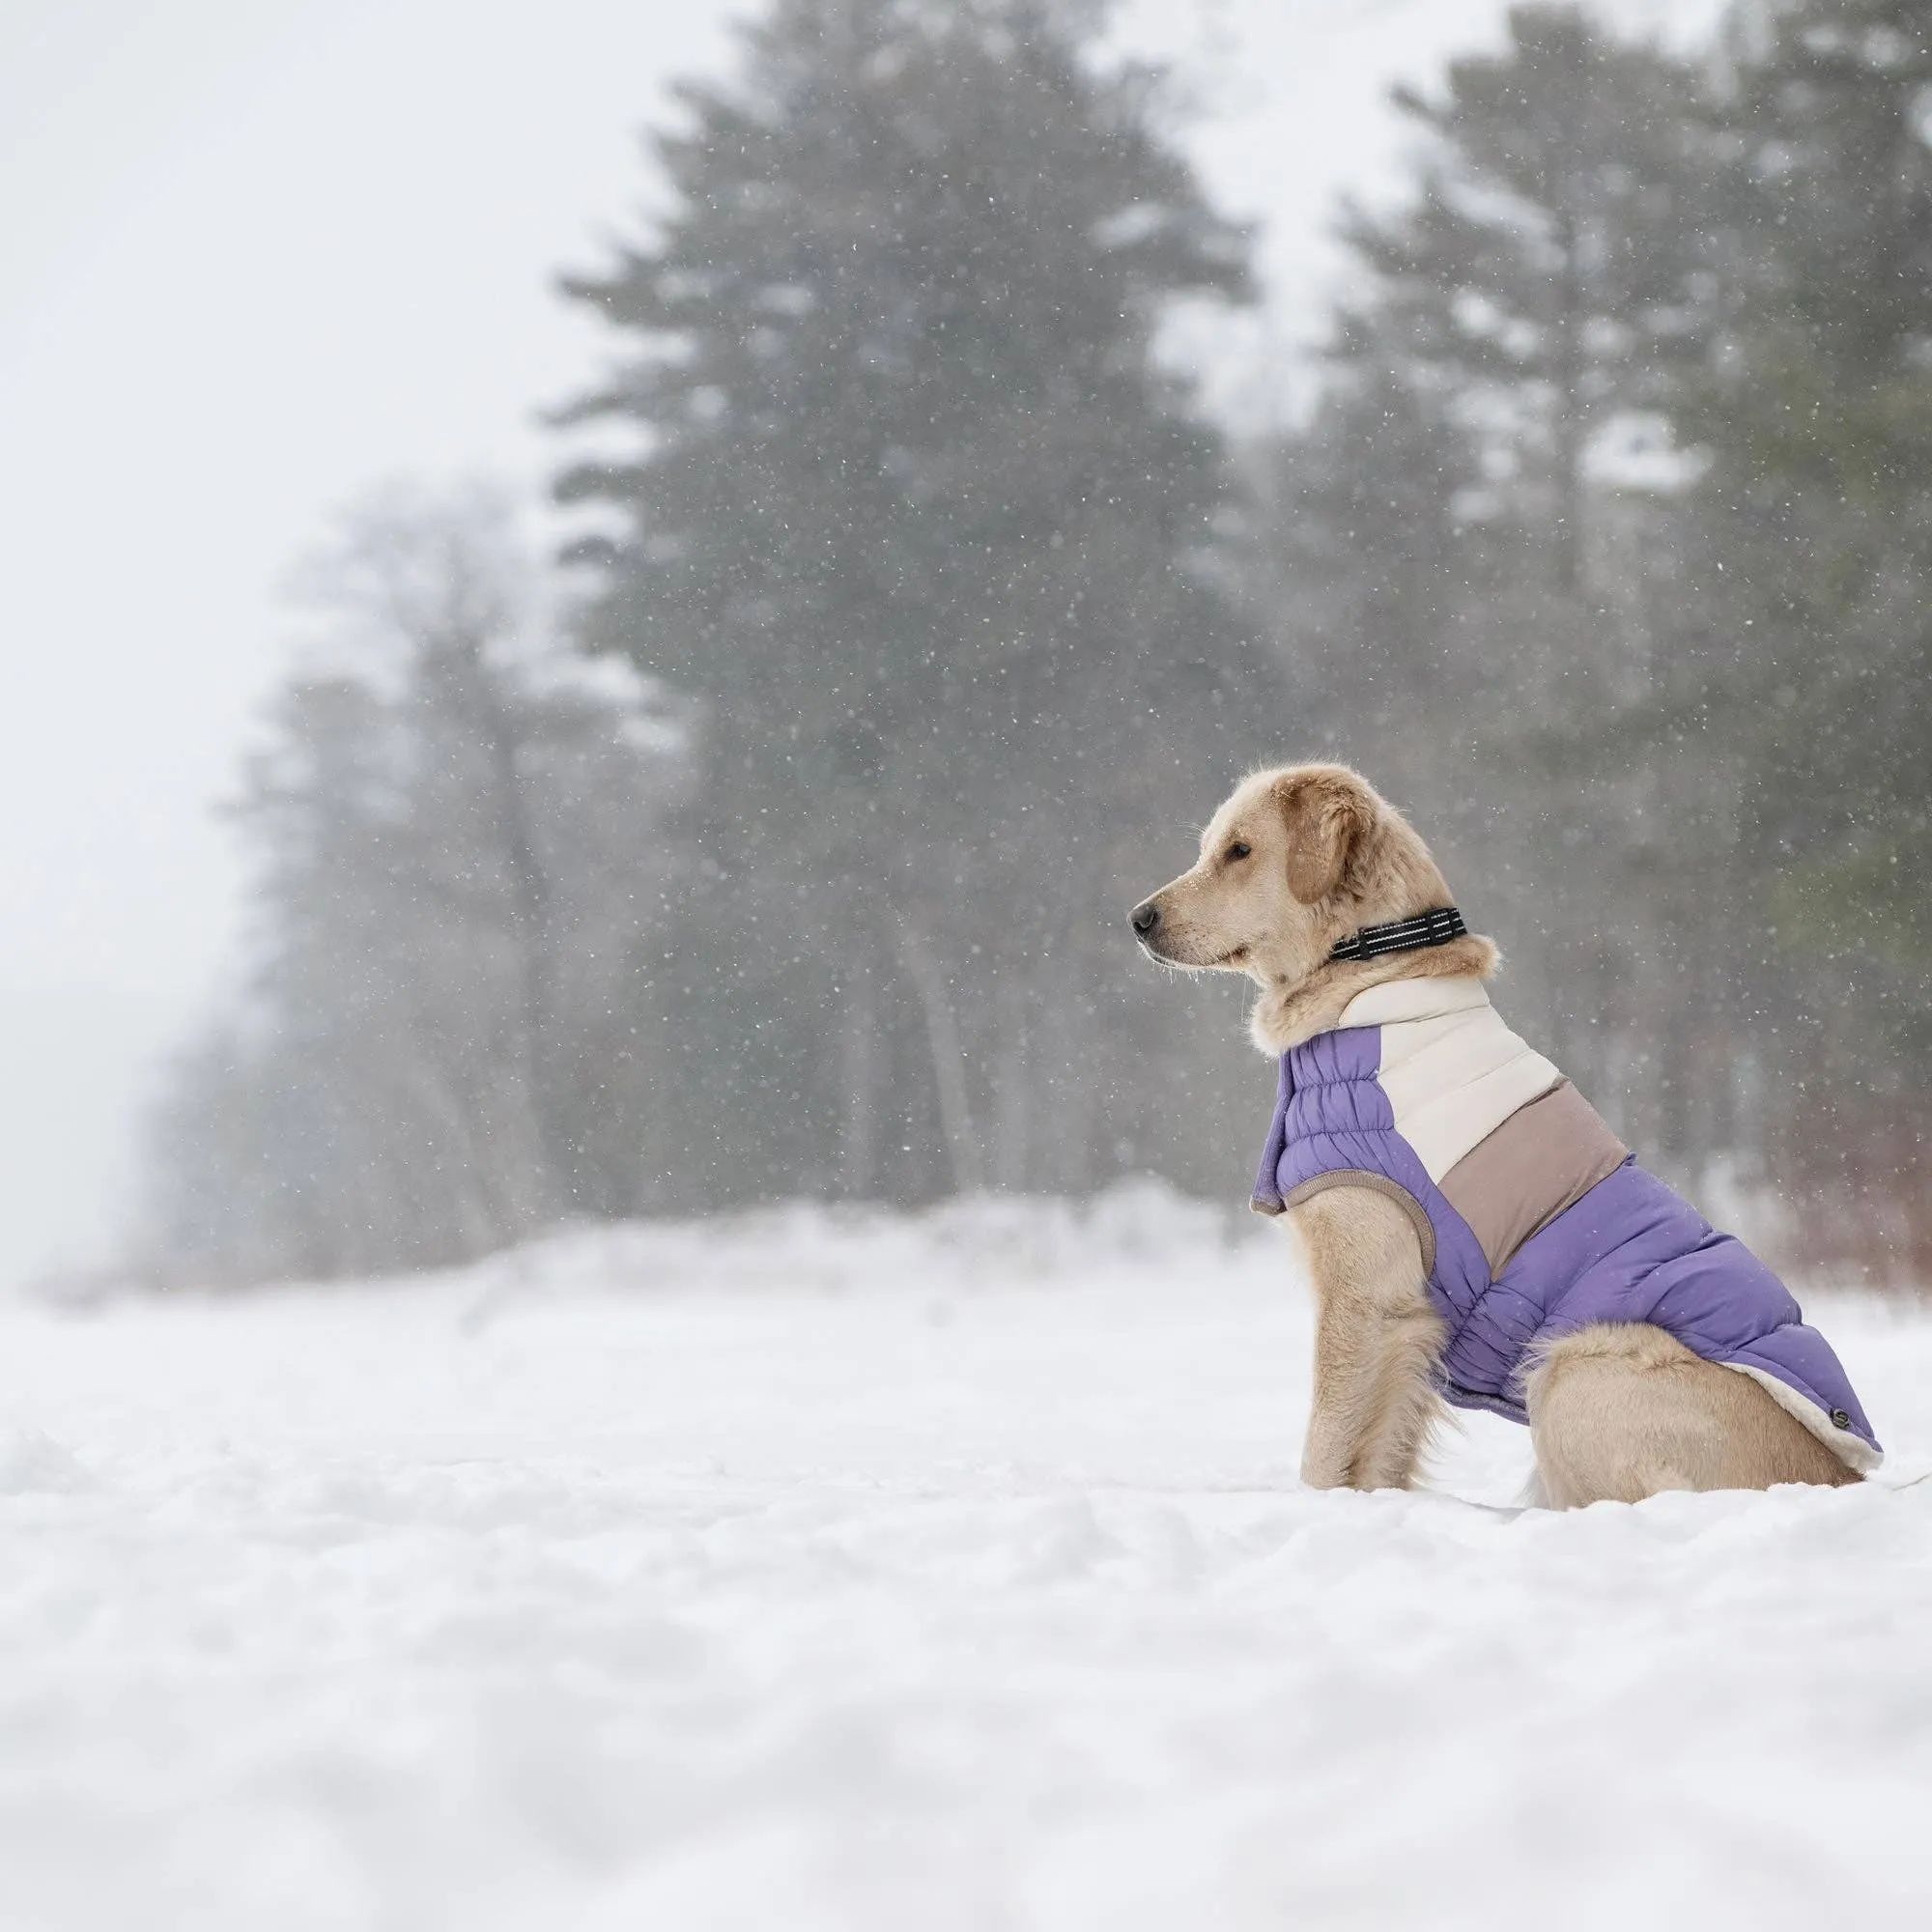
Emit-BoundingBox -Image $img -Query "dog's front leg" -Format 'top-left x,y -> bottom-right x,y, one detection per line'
1288,1186 -> 1444,1492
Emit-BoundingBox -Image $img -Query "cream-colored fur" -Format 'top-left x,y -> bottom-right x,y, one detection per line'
1526,1324 -> 1859,1505
1132,763 -> 1497,1053
1289,1187 -> 1444,1491
1133,762 -> 1860,1506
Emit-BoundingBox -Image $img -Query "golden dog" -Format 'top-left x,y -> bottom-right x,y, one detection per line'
1132,764 -> 1861,1505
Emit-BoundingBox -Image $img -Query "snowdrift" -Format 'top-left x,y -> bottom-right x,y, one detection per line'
2,1190 -> 1928,1929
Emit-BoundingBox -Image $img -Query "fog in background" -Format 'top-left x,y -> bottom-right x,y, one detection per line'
0,0 -> 1792,1289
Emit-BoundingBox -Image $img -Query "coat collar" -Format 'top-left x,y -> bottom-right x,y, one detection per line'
1337,974 -> 1493,1031
1247,933 -> 1499,1056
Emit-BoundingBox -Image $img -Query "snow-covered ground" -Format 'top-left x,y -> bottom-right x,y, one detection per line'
4,1187 -> 1931,1931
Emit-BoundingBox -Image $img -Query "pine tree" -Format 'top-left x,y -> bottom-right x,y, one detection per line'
1690,0 -> 1932,904
1296,6 -> 1733,1146
554,0 -> 1264,1203
1683,0 -> 1932,1269
1339,4 -> 1719,596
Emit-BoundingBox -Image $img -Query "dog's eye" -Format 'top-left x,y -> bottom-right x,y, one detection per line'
1226,841 -> 1251,863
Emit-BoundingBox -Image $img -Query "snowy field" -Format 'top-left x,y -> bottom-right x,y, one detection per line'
5,1188 -> 1932,1932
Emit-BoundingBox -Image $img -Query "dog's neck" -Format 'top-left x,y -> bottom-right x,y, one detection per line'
1248,932 -> 1500,1056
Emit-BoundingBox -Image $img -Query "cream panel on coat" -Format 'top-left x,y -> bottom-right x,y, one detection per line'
1342,978 -> 1562,1183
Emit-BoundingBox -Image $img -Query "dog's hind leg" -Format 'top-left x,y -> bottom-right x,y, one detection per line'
1525,1321 -> 1860,1506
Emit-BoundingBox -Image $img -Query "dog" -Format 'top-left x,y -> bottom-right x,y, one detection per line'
1131,763 -> 1877,1505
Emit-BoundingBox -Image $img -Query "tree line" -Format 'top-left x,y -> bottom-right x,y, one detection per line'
148,0 -> 1932,1282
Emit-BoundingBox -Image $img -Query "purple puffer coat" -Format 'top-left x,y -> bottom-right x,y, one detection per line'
1250,977 -> 1880,1469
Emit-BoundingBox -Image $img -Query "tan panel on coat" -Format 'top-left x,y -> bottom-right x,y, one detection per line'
1437,1080 -> 1629,1275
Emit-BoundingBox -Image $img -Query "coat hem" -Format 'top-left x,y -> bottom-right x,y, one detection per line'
1722,1362 -> 1882,1473
1280,1169 -> 1436,1278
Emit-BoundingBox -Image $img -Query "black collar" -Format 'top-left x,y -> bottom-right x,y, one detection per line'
1328,906 -> 1467,964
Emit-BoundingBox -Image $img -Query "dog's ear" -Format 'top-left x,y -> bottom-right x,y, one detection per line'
1273,771 -> 1373,904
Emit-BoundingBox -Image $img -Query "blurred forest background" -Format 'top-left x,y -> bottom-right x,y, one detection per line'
148,0 -> 1932,1283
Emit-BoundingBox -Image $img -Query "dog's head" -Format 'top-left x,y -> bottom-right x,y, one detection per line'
1129,763 -> 1451,991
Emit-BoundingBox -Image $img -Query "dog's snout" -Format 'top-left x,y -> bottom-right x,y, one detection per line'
1130,900 -> 1161,938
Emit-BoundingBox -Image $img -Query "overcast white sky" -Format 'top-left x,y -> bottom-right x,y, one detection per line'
0,0 -> 1716,1289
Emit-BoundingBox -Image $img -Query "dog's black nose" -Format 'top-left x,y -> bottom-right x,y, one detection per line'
1130,900 -> 1160,937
